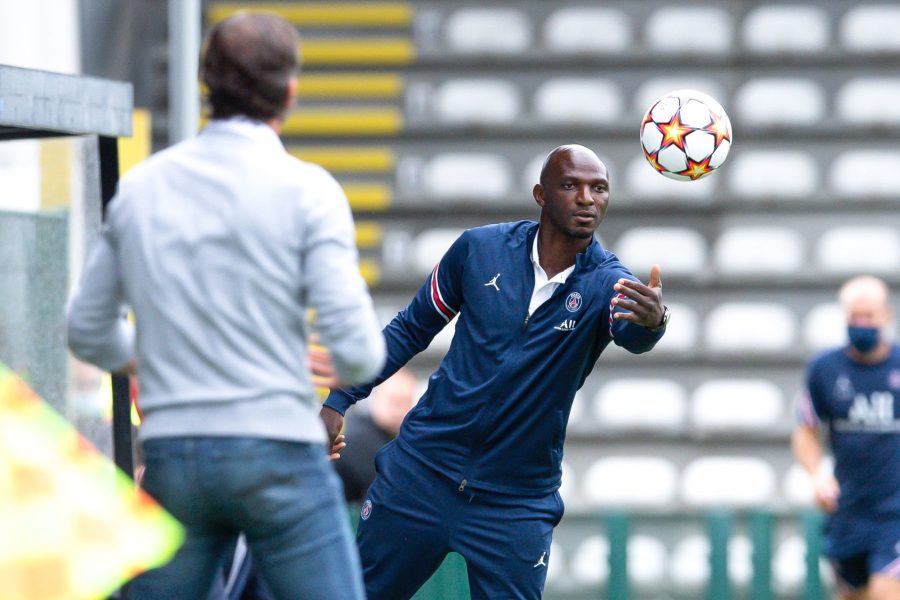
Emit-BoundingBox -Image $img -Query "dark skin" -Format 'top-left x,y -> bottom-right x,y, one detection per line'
321,144 -> 666,455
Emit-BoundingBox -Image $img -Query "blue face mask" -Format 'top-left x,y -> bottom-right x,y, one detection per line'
848,326 -> 880,353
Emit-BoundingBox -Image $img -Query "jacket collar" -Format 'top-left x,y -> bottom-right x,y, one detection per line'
521,221 -> 604,271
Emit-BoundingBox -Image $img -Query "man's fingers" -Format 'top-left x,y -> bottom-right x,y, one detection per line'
648,264 -> 662,289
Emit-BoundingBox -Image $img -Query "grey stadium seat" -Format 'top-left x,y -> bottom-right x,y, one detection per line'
840,5 -> 900,53
735,78 -> 825,127
704,302 -> 796,354
836,78 -> 900,126
434,79 -> 521,125
816,226 -> 900,274
444,8 -> 532,54
727,150 -> 819,199
614,227 -> 707,277
422,153 -> 512,201
828,150 -> 900,197
593,378 -> 687,432
713,226 -> 805,275
543,7 -> 632,54
742,5 -> 829,54
533,78 -> 623,125
645,7 -> 733,55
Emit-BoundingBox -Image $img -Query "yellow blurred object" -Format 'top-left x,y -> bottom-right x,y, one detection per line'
300,38 -> 415,66
0,362 -> 183,600
282,108 -> 403,136
286,146 -> 395,174
208,3 -> 413,28
298,73 -> 403,99
342,183 -> 392,211
118,110 -> 152,176
355,221 -> 383,249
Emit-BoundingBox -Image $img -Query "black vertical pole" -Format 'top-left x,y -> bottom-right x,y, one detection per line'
99,134 -> 132,600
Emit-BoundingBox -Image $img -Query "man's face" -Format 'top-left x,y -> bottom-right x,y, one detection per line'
844,294 -> 890,329
534,149 -> 610,239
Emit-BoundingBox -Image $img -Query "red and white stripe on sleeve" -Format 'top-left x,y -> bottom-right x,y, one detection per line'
794,389 -> 820,427
430,263 -> 458,323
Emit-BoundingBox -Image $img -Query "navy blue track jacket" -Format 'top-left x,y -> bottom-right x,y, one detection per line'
325,221 -> 664,496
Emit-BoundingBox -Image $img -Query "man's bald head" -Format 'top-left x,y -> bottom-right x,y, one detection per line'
539,145 -> 606,187
201,12 -> 299,121
839,275 -> 893,330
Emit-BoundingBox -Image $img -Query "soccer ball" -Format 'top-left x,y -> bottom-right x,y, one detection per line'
640,89 -> 732,181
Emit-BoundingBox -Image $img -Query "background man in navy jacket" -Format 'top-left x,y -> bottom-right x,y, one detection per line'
323,144 -> 668,600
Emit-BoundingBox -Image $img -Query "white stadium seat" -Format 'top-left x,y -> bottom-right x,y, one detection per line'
434,79 -> 521,125
547,541 -> 565,584
816,226 -> 900,274
681,457 -> 777,507
802,303 -> 846,351
690,379 -> 784,432
633,78 -> 726,119
828,151 -> 900,197
783,458 -> 834,507
651,302 -> 699,355
713,226 -> 805,275
727,151 -> 819,199
628,536 -> 668,590
581,457 -> 678,508
412,228 -> 464,276
704,302 -> 796,354
571,535 -> 609,585
625,155 -> 718,201
773,536 -> 807,594
427,317 -> 457,354
645,7 -> 733,54
533,79 -> 623,125
614,227 -> 707,276
559,459 -> 576,504
445,8 -> 532,54
544,8 -> 632,54
840,5 -> 900,53
670,535 -> 752,590
422,153 -> 511,201
742,5 -> 829,54
735,79 -> 825,127
837,78 -> 900,126
593,379 -> 687,432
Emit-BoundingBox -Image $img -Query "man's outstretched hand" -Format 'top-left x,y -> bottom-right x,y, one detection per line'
320,406 -> 345,460
611,264 -> 665,329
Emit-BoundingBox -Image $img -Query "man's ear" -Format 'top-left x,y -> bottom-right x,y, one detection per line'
533,183 -> 544,207
285,77 -> 299,112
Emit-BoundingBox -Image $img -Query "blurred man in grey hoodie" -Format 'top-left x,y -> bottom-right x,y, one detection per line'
66,13 -> 384,600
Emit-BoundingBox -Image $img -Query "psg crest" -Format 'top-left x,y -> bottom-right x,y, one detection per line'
361,499 -> 373,520
565,292 -> 582,313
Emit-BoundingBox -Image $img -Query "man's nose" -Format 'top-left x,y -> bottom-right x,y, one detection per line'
576,185 -> 593,204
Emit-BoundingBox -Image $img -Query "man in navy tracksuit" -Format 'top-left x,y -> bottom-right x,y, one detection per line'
322,145 -> 668,599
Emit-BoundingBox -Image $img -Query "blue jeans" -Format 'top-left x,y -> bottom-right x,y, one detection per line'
131,437 -> 364,600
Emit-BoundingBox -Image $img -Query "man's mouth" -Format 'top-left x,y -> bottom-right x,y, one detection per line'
573,212 -> 596,225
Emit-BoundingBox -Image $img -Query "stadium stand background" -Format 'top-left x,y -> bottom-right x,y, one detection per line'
73,1 -> 900,598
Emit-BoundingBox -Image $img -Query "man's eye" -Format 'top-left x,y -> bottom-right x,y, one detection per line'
594,186 -> 608,193
562,183 -> 574,189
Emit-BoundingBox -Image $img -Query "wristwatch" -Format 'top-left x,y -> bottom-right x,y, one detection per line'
649,305 -> 670,332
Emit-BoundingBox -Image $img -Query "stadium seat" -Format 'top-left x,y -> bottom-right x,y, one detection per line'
690,379 -> 784,432
735,79 -> 825,127
625,155 -> 718,201
783,458 -> 834,507
593,379 -> 686,432
816,226 -> 900,273
651,302 -> 699,355
547,541 -> 565,583
681,457 -> 777,507
633,78 -> 726,119
645,7 -> 733,54
434,79 -> 521,125
727,150 -> 819,199
840,5 -> 900,53
533,79 -> 623,125
670,534 -> 752,590
427,317 -> 457,354
773,536 -> 806,594
713,226 -> 805,275
704,302 -> 796,354
581,457 -> 678,508
802,302 -> 845,351
559,459 -> 575,504
411,228 -> 464,276
422,153 -> 512,201
570,535 -> 609,585
613,227 -> 707,277
444,8 -> 532,54
543,8 -> 632,54
828,151 -> 900,197
742,5 -> 829,54
628,535 -> 668,590
836,78 -> 900,125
